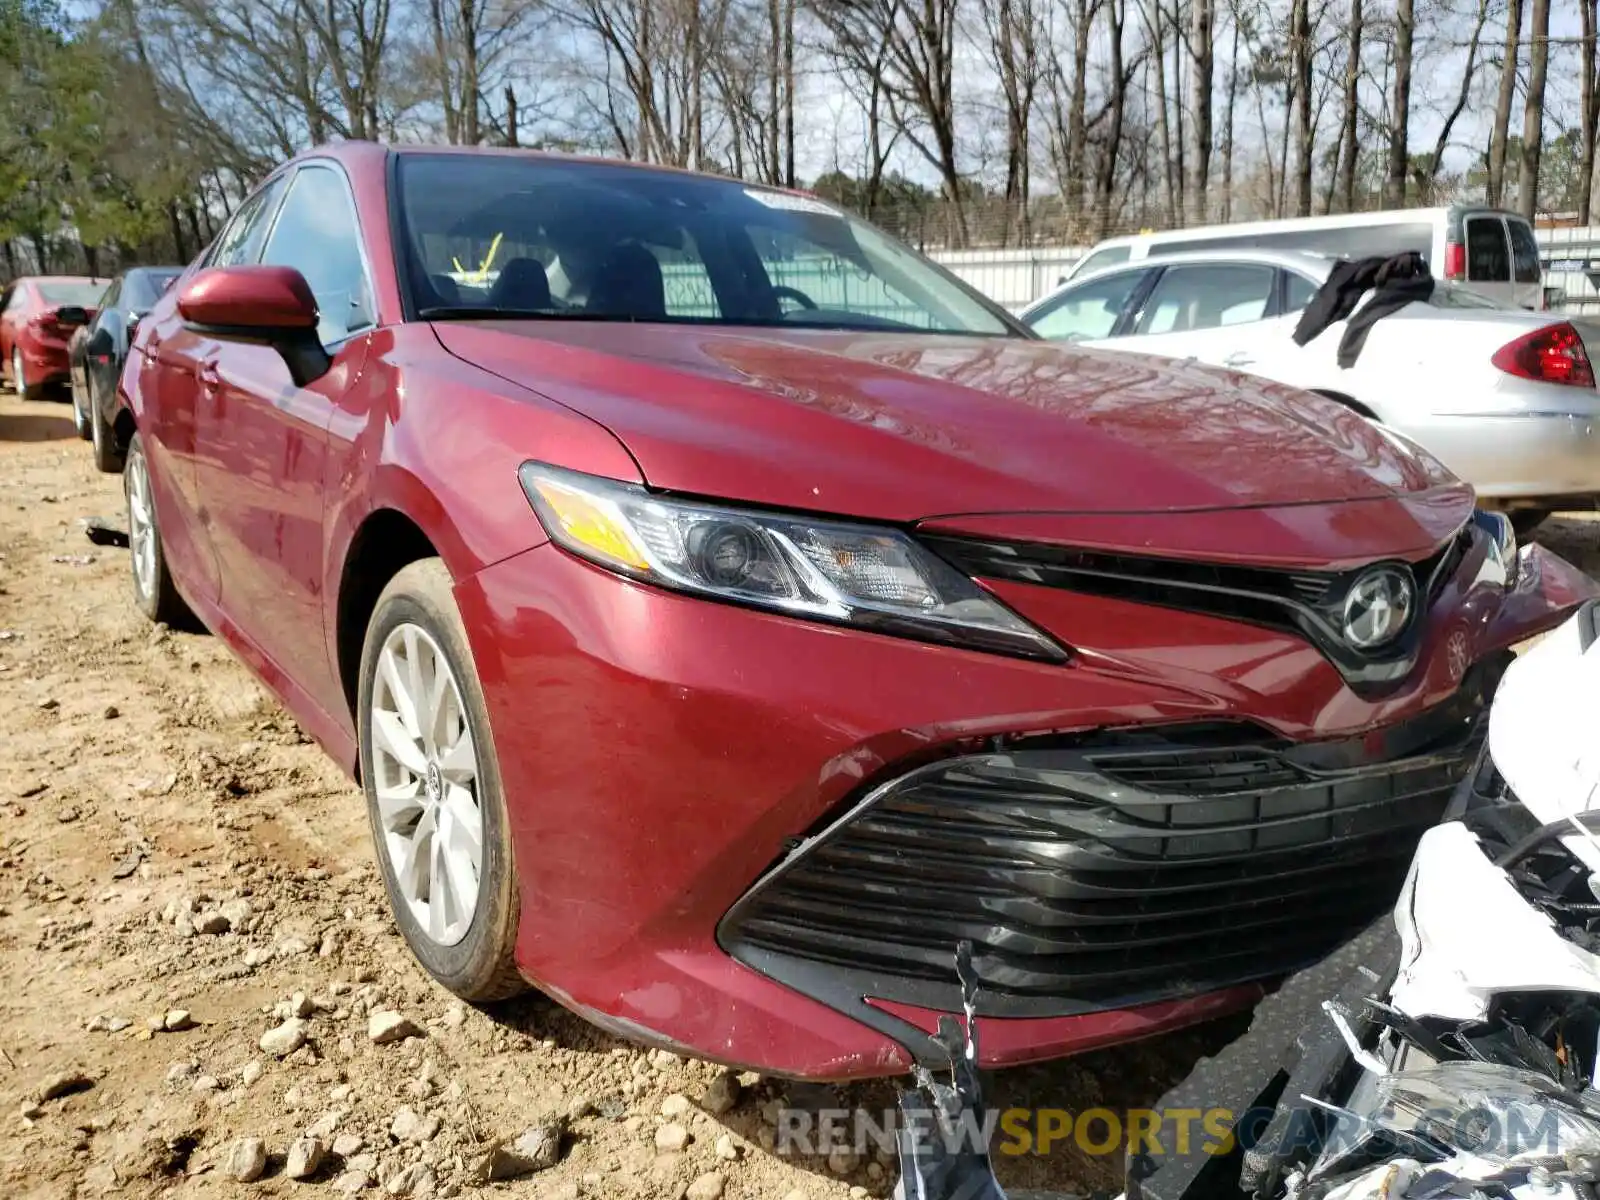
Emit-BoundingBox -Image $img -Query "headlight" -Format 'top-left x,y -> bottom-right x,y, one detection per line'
519,463 -> 1067,662
1472,509 -> 1518,588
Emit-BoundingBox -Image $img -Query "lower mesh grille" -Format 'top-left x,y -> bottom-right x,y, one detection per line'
721,670 -> 1500,1019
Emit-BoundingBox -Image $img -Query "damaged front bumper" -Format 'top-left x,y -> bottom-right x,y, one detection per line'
1128,597 -> 1600,1200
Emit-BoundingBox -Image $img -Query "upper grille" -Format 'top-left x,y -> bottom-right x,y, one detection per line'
721,661 -> 1503,1019
922,524 -> 1477,694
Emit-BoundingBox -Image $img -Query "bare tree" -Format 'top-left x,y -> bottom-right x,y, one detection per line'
1384,0 -> 1412,206
1094,0 -> 1132,236
1335,0 -> 1360,211
979,0 -> 1046,242
1185,0 -> 1213,223
1290,0 -> 1312,214
1486,0 -> 1522,206
1515,0 -> 1548,217
809,0 -> 969,243
1582,0 -> 1599,223
1424,0 -> 1489,184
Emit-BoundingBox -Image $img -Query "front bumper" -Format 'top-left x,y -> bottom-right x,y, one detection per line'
453,535 -> 1595,1080
1396,411 -> 1600,503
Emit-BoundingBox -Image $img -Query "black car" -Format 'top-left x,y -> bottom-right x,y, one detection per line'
69,266 -> 183,471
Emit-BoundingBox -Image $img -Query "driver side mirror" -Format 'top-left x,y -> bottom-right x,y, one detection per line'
176,266 -> 330,386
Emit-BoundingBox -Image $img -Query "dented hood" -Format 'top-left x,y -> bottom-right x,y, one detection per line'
432,321 -> 1456,523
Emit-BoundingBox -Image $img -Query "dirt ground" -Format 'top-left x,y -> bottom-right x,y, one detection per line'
1,397 -> 1596,1200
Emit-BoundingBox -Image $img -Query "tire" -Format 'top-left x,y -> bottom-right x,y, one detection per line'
357,559 -> 525,1002
89,382 -> 125,474
124,433 -> 192,625
12,348 -> 40,400
1510,509 -> 1552,538
71,371 -> 92,440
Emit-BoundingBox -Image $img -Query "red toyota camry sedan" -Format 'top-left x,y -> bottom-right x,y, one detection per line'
114,142 -> 1595,1080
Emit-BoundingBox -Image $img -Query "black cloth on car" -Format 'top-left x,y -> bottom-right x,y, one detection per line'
1291,251 -> 1434,369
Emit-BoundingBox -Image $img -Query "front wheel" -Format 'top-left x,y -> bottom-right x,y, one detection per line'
89,383 -> 125,474
12,348 -> 40,400
358,559 -> 525,1002
124,433 -> 192,625
70,371 -> 91,440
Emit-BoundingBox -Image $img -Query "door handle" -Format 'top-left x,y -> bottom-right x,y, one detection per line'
198,360 -> 221,395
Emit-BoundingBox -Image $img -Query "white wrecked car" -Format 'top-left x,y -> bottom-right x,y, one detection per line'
1130,595 -> 1600,1200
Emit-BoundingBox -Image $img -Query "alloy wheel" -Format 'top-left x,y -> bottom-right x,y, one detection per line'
369,623 -> 484,947
126,451 -> 157,601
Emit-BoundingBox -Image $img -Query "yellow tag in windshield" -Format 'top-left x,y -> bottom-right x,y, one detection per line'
452,232 -> 504,285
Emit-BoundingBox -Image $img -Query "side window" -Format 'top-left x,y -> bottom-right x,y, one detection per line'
1134,264 -> 1275,335
1466,216 -> 1510,282
1284,272 -> 1319,312
207,177 -> 288,268
99,280 -> 122,314
1507,220 -> 1543,284
1028,271 -> 1145,341
260,165 -> 374,345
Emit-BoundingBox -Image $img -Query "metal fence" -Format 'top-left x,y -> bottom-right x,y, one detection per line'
927,228 -> 1600,314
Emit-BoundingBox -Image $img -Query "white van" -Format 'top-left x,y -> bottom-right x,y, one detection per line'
1064,206 -> 1547,310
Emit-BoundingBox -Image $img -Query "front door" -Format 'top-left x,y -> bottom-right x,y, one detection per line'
194,162 -> 376,724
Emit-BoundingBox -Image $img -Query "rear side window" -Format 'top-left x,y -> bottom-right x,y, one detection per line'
1466,216 -> 1510,282
1507,220 -> 1543,284
1284,272 -> 1319,312
1028,271 -> 1145,341
1135,264 -> 1275,334
1074,246 -> 1133,277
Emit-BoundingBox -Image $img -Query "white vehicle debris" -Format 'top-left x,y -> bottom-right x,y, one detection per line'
1129,596 -> 1600,1200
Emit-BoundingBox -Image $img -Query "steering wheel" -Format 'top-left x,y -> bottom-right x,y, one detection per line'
772,285 -> 818,313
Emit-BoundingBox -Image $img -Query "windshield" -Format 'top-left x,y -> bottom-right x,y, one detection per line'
394,154 -> 1016,337
35,281 -> 106,307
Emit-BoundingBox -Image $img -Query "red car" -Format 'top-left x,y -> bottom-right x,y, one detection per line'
114,143 -> 1595,1080
1,275 -> 106,399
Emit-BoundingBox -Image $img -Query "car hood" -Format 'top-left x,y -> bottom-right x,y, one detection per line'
432,322 -> 1456,523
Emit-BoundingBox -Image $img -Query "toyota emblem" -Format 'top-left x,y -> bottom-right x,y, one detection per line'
1342,566 -> 1415,650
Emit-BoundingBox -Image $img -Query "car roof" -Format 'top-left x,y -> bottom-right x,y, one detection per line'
298,139 -> 814,196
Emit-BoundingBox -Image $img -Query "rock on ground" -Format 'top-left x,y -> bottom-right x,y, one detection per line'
259,1016 -> 308,1057
225,1137 -> 268,1182
368,1010 -> 424,1045
286,1135 -> 326,1179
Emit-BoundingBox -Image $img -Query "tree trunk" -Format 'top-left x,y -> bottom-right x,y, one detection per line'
1292,0 -> 1313,215
688,0 -> 703,168
167,202 -> 188,262
1186,0 -> 1213,224
1516,0 -> 1549,218
1337,0 -> 1361,211
782,0 -> 795,187
1487,0 -> 1522,207
505,85 -> 518,146
766,0 -> 781,183
1145,0 -> 1177,223
1385,0 -> 1413,207
1222,13 -> 1238,220
1095,0 -> 1127,238
1068,0 -> 1090,218
460,0 -> 480,144
1582,0 -> 1599,224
